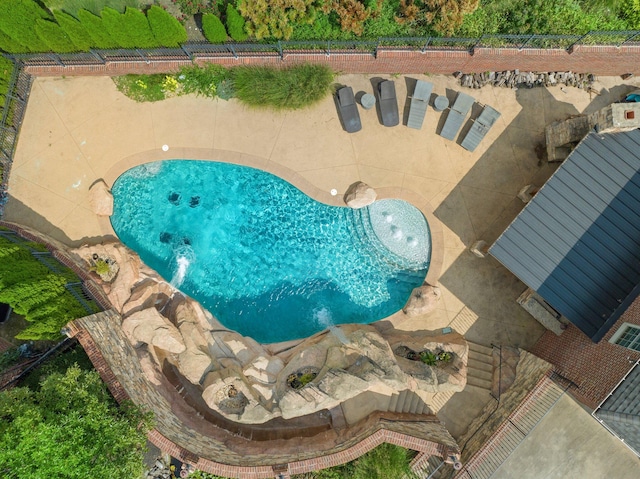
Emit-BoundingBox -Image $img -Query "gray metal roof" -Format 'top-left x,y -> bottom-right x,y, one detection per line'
595,361 -> 640,456
490,130 -> 640,342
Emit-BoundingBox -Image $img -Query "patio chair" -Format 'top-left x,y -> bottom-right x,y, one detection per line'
407,80 -> 433,130
378,80 -> 399,127
336,86 -> 362,133
460,105 -> 501,152
439,91 -> 475,141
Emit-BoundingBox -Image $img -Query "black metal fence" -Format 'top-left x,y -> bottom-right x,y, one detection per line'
5,30 -> 640,67
0,66 -> 33,217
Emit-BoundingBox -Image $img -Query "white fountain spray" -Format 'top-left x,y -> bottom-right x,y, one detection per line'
315,307 -> 349,345
170,243 -> 195,289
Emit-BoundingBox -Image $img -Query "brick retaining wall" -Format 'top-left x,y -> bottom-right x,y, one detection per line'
22,46 -> 640,77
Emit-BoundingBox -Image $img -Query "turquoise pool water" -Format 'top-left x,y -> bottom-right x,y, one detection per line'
110,161 -> 431,343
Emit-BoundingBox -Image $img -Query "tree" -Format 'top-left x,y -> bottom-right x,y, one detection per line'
238,0 -> 318,39
0,0 -> 52,52
147,5 -> 188,47
202,14 -> 228,43
426,0 -> 479,35
102,7 -> 157,48
55,11 -> 93,51
77,9 -> 122,48
0,237 -> 90,341
226,3 -> 249,41
0,366 -> 154,479
322,0 -> 371,35
35,19 -> 79,53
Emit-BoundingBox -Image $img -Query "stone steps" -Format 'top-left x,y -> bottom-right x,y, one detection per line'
467,342 -> 495,391
388,390 -> 429,415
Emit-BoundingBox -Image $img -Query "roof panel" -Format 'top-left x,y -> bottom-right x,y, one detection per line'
490,130 -> 640,341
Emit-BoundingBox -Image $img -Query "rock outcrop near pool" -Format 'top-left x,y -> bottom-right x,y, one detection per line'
72,242 -> 468,425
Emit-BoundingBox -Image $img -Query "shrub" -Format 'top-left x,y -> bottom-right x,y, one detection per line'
113,74 -> 168,102
55,11 -> 93,51
78,8 -> 122,48
35,19 -> 79,53
102,7 -> 157,48
239,0 -> 317,39
0,0 -> 52,52
202,13 -> 228,43
226,3 -> 248,41
177,63 -> 229,98
147,5 -> 187,47
0,30 -> 27,54
231,64 -> 335,110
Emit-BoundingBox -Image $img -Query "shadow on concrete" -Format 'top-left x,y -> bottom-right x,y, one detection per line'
431,86 -> 623,348
2,196 -> 113,248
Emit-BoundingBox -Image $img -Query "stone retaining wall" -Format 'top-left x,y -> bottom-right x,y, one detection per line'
22,46 -> 640,77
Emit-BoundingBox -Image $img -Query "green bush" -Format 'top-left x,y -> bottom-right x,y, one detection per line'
226,4 -> 248,41
178,63 -> 230,98
55,11 -> 93,51
35,19 -> 79,52
0,0 -> 52,52
78,8 -> 122,48
113,74 -> 168,102
231,64 -> 335,110
0,237 -> 90,340
102,7 -> 157,48
147,5 -> 187,47
202,13 -> 228,43
0,29 -> 27,53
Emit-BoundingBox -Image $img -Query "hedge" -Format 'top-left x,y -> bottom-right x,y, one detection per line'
226,4 -> 248,41
102,7 -> 156,49
77,9 -> 122,49
55,11 -> 93,52
147,6 -> 187,47
202,14 -> 228,43
35,19 -> 78,53
0,0 -> 51,53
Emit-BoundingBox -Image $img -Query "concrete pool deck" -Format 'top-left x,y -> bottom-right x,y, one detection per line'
6,73 -> 640,448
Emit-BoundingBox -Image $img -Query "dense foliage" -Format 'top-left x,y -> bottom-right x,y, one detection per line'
231,64 -> 335,110
54,11 -> 93,51
291,443 -> 418,478
0,236 -> 89,340
102,6 -> 156,48
0,0 -> 51,52
0,366 -> 153,479
226,3 -> 249,41
148,5 -> 188,47
202,13 -> 228,43
238,0 -> 319,39
0,56 -> 14,111
35,18 -> 78,52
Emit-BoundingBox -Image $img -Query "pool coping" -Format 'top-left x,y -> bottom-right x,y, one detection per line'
101,147 -> 444,294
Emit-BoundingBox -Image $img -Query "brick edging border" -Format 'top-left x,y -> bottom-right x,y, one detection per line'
21,45 -> 640,77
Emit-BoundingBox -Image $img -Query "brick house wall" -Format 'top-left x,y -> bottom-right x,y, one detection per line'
531,295 -> 640,409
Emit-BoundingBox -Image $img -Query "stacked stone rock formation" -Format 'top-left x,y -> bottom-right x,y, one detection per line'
71,242 -> 467,424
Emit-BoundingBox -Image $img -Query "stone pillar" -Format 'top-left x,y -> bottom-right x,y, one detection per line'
517,184 -> 540,203
470,240 -> 489,258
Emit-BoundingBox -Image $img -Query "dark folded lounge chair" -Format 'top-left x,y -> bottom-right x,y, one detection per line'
378,80 -> 399,127
336,86 -> 362,133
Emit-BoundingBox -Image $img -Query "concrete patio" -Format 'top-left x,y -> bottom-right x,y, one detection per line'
5,73 -> 640,467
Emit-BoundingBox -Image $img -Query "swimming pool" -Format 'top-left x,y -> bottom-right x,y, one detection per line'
110,161 -> 431,343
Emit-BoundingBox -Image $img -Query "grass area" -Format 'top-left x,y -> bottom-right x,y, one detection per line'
43,0 -> 140,16
113,63 -> 335,110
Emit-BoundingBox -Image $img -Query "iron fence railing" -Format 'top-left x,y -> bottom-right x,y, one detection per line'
5,30 -> 640,68
0,65 -> 33,217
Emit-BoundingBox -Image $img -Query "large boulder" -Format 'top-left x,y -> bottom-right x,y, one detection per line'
403,284 -> 441,316
122,308 -> 185,354
122,279 -> 174,317
344,181 -> 377,209
88,180 -> 113,216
